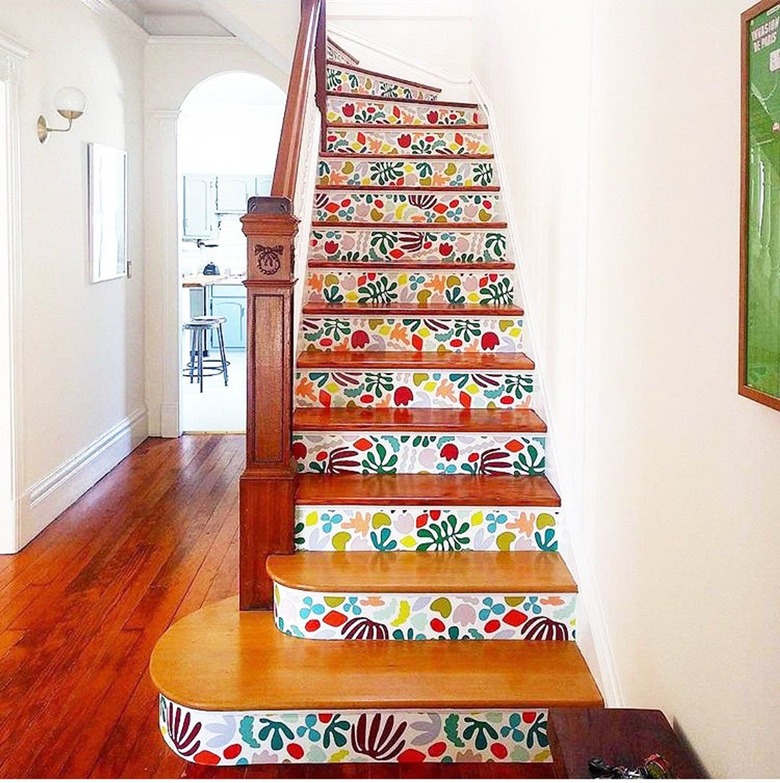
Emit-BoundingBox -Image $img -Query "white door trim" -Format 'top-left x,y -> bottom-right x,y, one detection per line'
0,31 -> 29,553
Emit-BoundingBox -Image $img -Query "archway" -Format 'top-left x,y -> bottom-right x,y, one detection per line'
176,72 -> 285,433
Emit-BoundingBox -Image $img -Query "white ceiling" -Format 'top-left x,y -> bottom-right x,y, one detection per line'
110,0 -> 233,36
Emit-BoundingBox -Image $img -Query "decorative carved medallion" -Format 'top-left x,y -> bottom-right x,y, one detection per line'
255,244 -> 283,275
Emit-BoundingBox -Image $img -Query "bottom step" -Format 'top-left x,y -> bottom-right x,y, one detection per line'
150,598 -> 602,766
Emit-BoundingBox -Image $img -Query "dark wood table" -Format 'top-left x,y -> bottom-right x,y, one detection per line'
548,708 -> 706,778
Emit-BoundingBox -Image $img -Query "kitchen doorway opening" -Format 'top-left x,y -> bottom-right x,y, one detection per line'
177,72 -> 285,433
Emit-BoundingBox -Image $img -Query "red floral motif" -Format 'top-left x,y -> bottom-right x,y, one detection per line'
398,749 -> 426,763
398,134 -> 412,148
292,441 -> 308,460
440,443 -> 459,461
428,741 -> 447,757
394,386 -> 414,406
503,609 -> 529,627
223,744 -> 241,760
323,610 -> 347,626
342,103 -> 355,117
193,750 -> 220,765
430,618 -> 446,633
484,619 -> 501,633
491,743 -> 509,760
481,332 -> 500,351
439,242 -> 454,256
354,438 -> 373,451
351,330 -> 370,349
324,240 -> 339,255
427,110 -> 439,123
287,743 -> 305,760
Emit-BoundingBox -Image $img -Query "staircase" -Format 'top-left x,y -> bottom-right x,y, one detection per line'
150,26 -> 602,770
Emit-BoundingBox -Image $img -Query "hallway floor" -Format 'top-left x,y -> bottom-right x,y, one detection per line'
0,436 -> 545,779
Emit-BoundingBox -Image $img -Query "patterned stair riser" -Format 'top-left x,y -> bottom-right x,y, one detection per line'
295,369 -> 535,410
294,506 -> 559,553
326,44 -> 357,67
328,96 -> 484,126
318,157 -> 497,189
310,227 -> 508,264
300,315 -> 523,353
159,696 -> 552,765
306,269 -> 515,306
292,433 -> 546,476
275,585 -> 576,642
327,65 -> 439,102
326,128 -> 492,156
313,190 -> 502,225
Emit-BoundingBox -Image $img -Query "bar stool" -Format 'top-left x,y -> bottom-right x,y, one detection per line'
182,316 -> 229,393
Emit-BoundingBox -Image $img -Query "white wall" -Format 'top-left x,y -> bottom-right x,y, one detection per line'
144,38 -> 289,437
328,0 -> 473,101
474,0 -> 780,777
0,0 -> 148,551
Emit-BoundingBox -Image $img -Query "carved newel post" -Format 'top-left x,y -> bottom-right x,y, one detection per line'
240,197 -> 300,610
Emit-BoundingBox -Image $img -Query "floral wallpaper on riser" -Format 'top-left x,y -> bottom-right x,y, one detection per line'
293,505 -> 559,553
292,433 -> 546,476
160,696 -> 552,766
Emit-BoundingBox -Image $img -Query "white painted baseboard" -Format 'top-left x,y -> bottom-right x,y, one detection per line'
8,407 -> 149,553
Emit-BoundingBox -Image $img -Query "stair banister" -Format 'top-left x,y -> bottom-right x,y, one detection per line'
239,0 -> 326,611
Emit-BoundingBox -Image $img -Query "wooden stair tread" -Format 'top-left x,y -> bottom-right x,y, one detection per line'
150,599 -> 602,711
294,407 -> 547,432
297,350 -> 535,370
312,221 -> 508,229
267,551 -> 576,594
302,303 -> 523,316
307,261 -> 515,270
327,60 -> 442,94
327,91 -> 480,109
295,474 -> 561,507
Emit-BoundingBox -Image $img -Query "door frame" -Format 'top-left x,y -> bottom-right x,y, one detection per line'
0,31 -> 29,553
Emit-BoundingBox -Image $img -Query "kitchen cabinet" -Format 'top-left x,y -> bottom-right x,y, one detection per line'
216,175 -> 255,214
183,173 -> 274,238
210,284 -> 246,350
182,174 -> 217,239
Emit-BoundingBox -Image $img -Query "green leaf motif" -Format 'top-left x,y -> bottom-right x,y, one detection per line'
444,714 -> 465,748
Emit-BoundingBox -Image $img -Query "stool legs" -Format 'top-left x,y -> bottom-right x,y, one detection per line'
183,321 -> 230,393
216,323 -> 229,387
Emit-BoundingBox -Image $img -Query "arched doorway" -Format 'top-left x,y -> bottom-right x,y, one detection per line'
177,72 -> 285,433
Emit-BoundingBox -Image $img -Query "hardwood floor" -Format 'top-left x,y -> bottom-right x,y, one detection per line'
0,436 -> 552,779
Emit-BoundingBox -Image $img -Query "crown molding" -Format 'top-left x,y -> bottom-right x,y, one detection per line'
76,0 -> 149,40
0,32 -> 31,61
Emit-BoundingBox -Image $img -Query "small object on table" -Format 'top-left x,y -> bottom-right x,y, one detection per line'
548,709 -> 705,779
588,753 -> 674,778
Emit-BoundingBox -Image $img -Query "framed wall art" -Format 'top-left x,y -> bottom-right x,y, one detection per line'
741,0 -> 780,410
88,142 -> 128,283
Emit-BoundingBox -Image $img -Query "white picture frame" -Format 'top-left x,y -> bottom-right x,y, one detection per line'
88,143 -> 128,282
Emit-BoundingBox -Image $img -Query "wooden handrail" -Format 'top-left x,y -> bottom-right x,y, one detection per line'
271,0 -> 326,198
239,0 -> 328,611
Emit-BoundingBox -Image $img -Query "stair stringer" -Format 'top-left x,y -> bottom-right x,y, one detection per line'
291,68 -> 322,358
470,74 -> 621,707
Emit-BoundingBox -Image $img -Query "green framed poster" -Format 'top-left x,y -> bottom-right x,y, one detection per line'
741,0 -> 780,410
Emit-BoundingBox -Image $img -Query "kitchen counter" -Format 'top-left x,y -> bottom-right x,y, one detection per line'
182,274 -> 246,288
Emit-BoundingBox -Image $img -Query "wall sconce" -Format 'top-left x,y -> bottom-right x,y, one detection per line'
37,87 -> 87,144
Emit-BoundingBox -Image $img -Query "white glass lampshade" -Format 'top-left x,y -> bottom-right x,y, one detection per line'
54,86 -> 87,120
